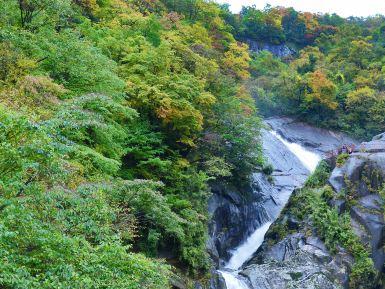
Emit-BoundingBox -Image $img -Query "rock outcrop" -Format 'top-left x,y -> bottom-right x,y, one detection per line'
245,39 -> 295,58
265,117 -> 358,155
239,186 -> 353,289
242,233 -> 350,289
329,132 -> 385,271
207,181 -> 272,265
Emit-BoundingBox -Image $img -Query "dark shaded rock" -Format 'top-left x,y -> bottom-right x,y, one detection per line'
330,199 -> 347,214
287,216 -> 300,230
209,271 -> 226,289
350,204 -> 385,270
208,180 -> 272,264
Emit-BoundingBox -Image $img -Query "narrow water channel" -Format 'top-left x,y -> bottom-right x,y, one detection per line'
218,130 -> 321,289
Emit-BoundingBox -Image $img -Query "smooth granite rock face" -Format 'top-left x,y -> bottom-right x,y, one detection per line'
265,117 -> 358,155
207,181 -> 272,264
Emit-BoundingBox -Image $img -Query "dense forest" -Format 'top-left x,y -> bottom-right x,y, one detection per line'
227,5 -> 385,139
1,0 -> 385,288
0,0 -> 263,288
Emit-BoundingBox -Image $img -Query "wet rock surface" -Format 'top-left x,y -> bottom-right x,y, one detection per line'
265,117 -> 358,155
208,271 -> 226,289
207,181 -> 272,264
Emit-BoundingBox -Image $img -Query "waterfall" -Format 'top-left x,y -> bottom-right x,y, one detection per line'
270,131 -> 321,172
218,130 -> 321,289
219,271 -> 250,289
225,222 -> 272,270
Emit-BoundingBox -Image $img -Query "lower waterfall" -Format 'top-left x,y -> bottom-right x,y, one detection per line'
225,222 -> 272,271
219,271 -> 249,289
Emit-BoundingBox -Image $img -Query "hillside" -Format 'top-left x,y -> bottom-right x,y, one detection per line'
222,5 -> 385,139
0,1 -> 263,288
1,1 -> 385,289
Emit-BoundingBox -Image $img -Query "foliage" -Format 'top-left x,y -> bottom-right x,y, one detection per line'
0,0 -> 265,285
262,163 -> 273,175
0,186 -> 171,289
222,5 -> 338,47
304,160 -> 331,188
0,106 -> 170,288
241,8 -> 385,139
336,153 -> 349,167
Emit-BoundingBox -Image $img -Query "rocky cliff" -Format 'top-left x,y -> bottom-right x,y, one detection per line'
329,132 -> 385,271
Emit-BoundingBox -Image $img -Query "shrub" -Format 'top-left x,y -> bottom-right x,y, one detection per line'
336,153 -> 350,167
262,163 -> 274,175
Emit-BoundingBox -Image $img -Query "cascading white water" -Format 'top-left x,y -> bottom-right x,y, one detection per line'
270,131 -> 321,172
219,271 -> 249,289
226,222 -> 272,270
218,130 -> 321,289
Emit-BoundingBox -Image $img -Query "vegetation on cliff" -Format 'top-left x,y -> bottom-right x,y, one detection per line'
268,161 -> 378,289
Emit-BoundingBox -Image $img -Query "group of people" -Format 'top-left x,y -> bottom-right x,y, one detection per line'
327,144 -> 356,158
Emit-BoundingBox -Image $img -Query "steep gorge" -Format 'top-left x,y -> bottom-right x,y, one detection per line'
208,117 -> 356,289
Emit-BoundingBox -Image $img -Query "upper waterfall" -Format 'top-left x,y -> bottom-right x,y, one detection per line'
270,130 -> 321,172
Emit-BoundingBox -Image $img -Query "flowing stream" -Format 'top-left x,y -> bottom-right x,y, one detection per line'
218,130 -> 321,289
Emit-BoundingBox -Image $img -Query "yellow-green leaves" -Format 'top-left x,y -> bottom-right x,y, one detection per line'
223,42 -> 251,80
